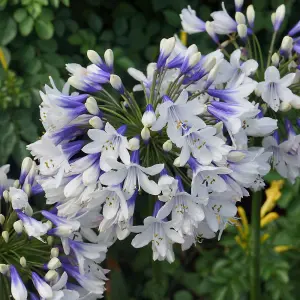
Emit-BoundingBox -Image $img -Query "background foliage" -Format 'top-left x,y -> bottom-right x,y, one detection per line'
1,0 -> 300,299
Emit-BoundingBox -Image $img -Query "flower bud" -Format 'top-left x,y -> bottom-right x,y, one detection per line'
110,74 -> 124,94
0,214 -> 5,225
2,231 -> 9,243
24,205 -> 33,217
13,180 -> 20,188
280,36 -> 293,57
0,264 -> 9,275
51,247 -> 59,258
234,0 -> 243,12
205,64 -> 219,88
104,49 -> 114,69
47,257 -> 61,270
47,236 -> 54,246
188,52 -> 201,69
141,127 -> 150,142
46,220 -> 53,230
158,37 -> 176,68
271,53 -> 280,66
23,183 -> 31,197
20,257 -> 26,267
89,116 -> 104,129
273,4 -> 285,31
235,12 -> 246,24
203,57 -> 216,73
3,190 -> 9,202
163,140 -> 172,152
85,97 -> 100,115
173,157 -> 181,167
142,104 -> 156,127
20,157 -> 32,185
237,24 -> 248,40
45,270 -> 58,282
128,136 -> 140,151
246,5 -> 255,28
279,101 -> 292,112
13,220 -> 23,234
87,50 -> 103,66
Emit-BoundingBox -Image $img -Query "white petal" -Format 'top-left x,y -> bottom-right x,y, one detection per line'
265,66 -> 280,82
278,73 -> 295,87
163,226 -> 184,243
139,164 -> 164,175
138,171 -> 161,195
179,145 -> 191,166
131,227 -> 153,248
230,49 -> 241,68
240,59 -> 258,76
100,169 -> 127,186
156,200 -> 174,220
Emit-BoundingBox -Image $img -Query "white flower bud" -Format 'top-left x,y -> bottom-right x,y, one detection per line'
47,257 -> 61,270
128,136 -> 140,151
23,183 -> 31,196
163,140 -> 172,152
2,231 -> 9,243
141,127 -> 150,141
274,4 -> 285,31
271,13 -> 276,27
142,104 -> 156,127
234,0 -> 243,11
235,12 -> 246,24
110,74 -> 124,94
45,270 -> 58,282
173,157 -> 181,167
3,190 -> 9,202
13,180 -> 20,188
280,36 -> 293,57
20,257 -> 26,267
160,37 -> 176,57
89,116 -> 104,129
13,220 -> 23,234
85,97 -> 100,115
104,49 -> 114,68
271,53 -> 280,66
0,214 -> 5,225
46,220 -> 52,230
205,64 -> 219,88
0,264 -> 9,275
228,151 -> 246,162
205,21 -> 218,44
47,236 -> 54,246
279,101 -> 292,112
87,50 -> 102,65
220,40 -> 230,48
203,57 -> 216,73
237,24 -> 248,39
21,157 -> 32,176
188,52 -> 201,69
24,205 -> 33,217
51,248 -> 59,258
246,5 -> 255,28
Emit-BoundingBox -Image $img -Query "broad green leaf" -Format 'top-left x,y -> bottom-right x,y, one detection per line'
88,13 -> 103,33
35,20 -> 54,40
36,39 -> 58,52
24,59 -> 42,74
12,140 -> 30,166
114,18 -> 128,36
14,8 -> 28,23
110,269 -> 130,300
163,10 -> 180,27
0,18 -> 17,45
27,3 -> 42,19
19,16 -> 34,36
174,291 -> 193,300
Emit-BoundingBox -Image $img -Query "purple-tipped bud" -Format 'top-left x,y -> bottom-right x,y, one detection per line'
162,95 -> 173,103
273,5 -> 285,32
110,74 -> 124,94
142,104 -> 156,127
157,37 -> 176,69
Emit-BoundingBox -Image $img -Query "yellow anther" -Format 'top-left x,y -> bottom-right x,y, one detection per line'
180,31 -> 188,46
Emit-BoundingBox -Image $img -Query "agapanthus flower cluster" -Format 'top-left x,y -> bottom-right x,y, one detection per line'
24,0 -> 300,268
0,158 -> 108,299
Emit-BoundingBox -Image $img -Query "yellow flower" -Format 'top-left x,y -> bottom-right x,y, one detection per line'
260,212 -> 280,228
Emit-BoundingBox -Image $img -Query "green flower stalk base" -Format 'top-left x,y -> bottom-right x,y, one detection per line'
250,190 -> 262,300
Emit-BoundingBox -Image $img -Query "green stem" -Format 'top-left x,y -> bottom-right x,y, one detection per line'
250,190 -> 262,300
267,32 -> 277,68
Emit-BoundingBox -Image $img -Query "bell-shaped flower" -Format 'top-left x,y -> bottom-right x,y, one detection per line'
82,123 -> 129,171
151,90 -> 205,141
173,126 -> 229,166
256,66 -> 295,111
100,150 -> 164,199
180,6 -> 206,34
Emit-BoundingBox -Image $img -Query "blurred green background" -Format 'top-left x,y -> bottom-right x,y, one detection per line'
1,0 -> 300,299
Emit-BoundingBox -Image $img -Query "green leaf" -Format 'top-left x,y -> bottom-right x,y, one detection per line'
100,30 -> 114,41
163,10 -> 180,27
174,291 -> 193,300
110,269 -> 130,300
113,18 -> 128,36
14,8 -> 28,23
12,140 -> 30,165
19,16 -> 34,36
61,0 -> 70,6
116,57 -> 134,69
68,33 -> 82,45
0,122 -> 17,164
40,8 -> 55,22
0,18 -> 17,46
36,39 -> 58,52
24,59 -> 42,74
50,0 -> 59,7
35,20 -> 54,40
87,13 -> 102,33
152,0 -> 170,11
54,20 -> 65,37
27,3 -> 42,19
